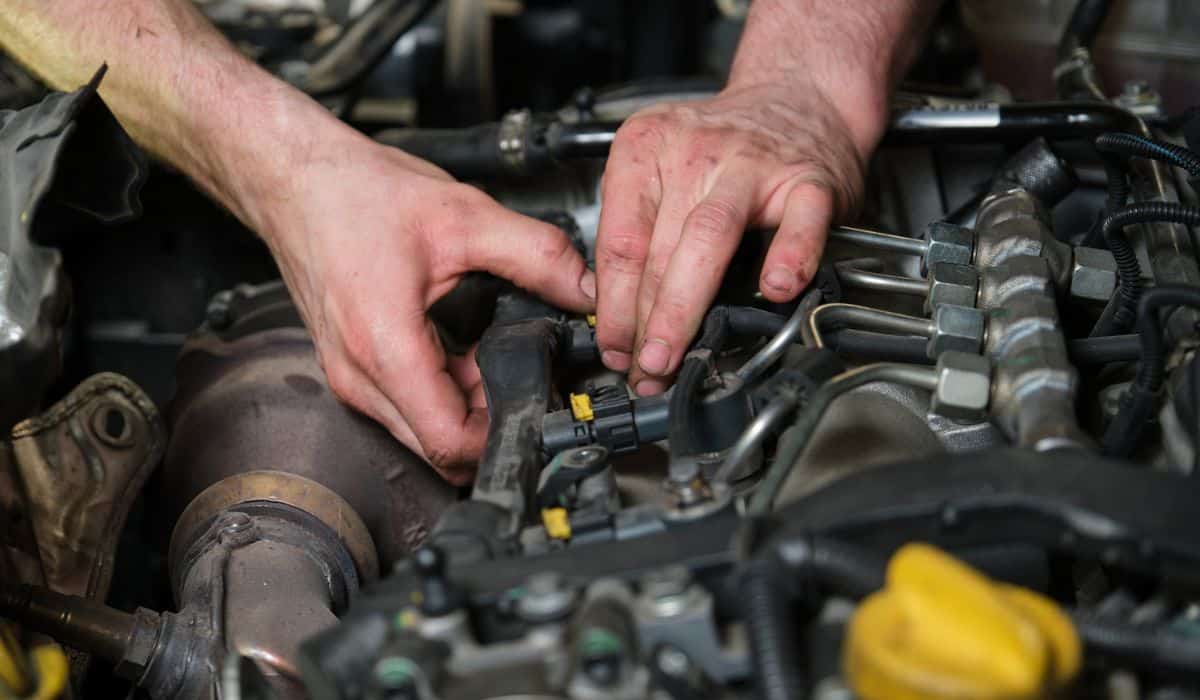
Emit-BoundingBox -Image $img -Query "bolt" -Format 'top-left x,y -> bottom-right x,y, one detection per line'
655,646 -> 690,678
217,512 -> 256,544
1122,80 -> 1151,99
641,566 -> 691,600
205,291 -> 234,330
516,571 -> 577,623
564,446 -> 608,469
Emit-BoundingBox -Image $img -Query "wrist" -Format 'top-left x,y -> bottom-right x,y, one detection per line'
172,58 -> 370,243
723,70 -> 890,161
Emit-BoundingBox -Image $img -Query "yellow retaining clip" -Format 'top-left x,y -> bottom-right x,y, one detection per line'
541,507 -> 572,541
569,393 -> 594,422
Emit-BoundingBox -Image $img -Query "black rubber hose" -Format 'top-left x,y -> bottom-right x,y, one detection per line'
826,329 -> 932,364
1069,334 -> 1141,364
1091,204 -> 1200,336
1058,0 -> 1112,58
667,307 -> 730,460
727,307 -> 787,339
741,558 -> 805,700
1073,613 -> 1200,677
774,535 -> 888,601
1104,285 -> 1200,457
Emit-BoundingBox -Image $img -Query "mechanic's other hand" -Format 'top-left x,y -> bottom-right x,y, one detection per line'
594,82 -> 870,395
261,137 -> 595,484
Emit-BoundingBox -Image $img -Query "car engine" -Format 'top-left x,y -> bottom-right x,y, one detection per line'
5,1 -> 1200,699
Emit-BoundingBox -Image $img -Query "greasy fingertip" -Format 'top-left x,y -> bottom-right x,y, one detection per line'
761,266 -> 800,300
638,338 -> 672,376
602,349 -> 632,372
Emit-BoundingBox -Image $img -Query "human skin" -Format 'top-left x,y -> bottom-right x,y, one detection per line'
0,0 -> 935,480
593,0 -> 937,395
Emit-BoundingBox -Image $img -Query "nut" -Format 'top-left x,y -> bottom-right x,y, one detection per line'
923,222 -> 974,273
1070,246 -> 1118,302
925,262 -> 979,313
932,351 -> 992,423
926,304 -> 986,359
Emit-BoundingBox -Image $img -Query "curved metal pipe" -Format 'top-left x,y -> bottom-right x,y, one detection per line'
834,262 -> 928,297
735,288 -> 821,384
748,363 -> 939,515
714,391 -> 799,484
807,303 -> 934,350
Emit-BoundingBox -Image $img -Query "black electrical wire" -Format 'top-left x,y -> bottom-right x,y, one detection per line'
1103,285 -> 1200,457
741,538 -> 887,700
741,558 -> 805,700
1085,133 -> 1200,247
1091,204 -> 1200,337
1096,133 -> 1200,180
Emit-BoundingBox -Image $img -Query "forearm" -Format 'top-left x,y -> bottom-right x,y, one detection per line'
0,0 -> 360,235
729,0 -> 938,156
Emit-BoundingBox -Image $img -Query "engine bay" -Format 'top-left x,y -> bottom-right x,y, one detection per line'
6,1 -> 1200,699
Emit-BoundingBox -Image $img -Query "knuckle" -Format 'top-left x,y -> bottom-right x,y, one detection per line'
599,231 -> 650,272
595,321 -> 634,350
423,440 -> 466,474
687,198 -> 742,245
323,360 -> 360,406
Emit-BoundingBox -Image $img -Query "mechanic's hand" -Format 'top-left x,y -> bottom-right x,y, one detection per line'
261,137 -> 595,484
594,82 -> 870,395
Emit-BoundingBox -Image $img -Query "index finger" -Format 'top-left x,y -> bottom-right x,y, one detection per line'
594,122 -> 664,372
634,169 -> 754,384
374,309 -> 488,480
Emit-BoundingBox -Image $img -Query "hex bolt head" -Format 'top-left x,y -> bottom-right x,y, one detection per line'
516,571 -> 577,623
926,305 -> 987,359
925,262 -> 980,313
1070,246 -> 1118,302
932,351 -> 992,423
923,222 -> 975,274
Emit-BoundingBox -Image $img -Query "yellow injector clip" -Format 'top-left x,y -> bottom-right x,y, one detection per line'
844,543 -> 1081,700
569,392 -> 594,422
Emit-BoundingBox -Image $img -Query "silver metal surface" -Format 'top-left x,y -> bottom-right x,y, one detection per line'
930,352 -> 992,423
1070,246 -> 1119,303
834,263 -> 928,297
927,304 -> 987,359
827,226 -> 927,257
735,295 -> 810,383
926,262 -> 980,312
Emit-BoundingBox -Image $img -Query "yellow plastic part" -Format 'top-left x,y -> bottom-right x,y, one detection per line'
28,646 -> 68,700
569,393 -> 594,422
541,507 -> 572,540
844,543 -> 1080,700
0,624 -> 30,696
586,314 -> 597,327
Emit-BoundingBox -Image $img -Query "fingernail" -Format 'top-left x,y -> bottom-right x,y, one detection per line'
602,349 -> 631,371
638,338 -> 671,375
580,270 -> 596,300
636,378 -> 667,396
763,266 -> 797,295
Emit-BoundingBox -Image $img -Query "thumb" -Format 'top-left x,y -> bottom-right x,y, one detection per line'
461,206 -> 596,313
